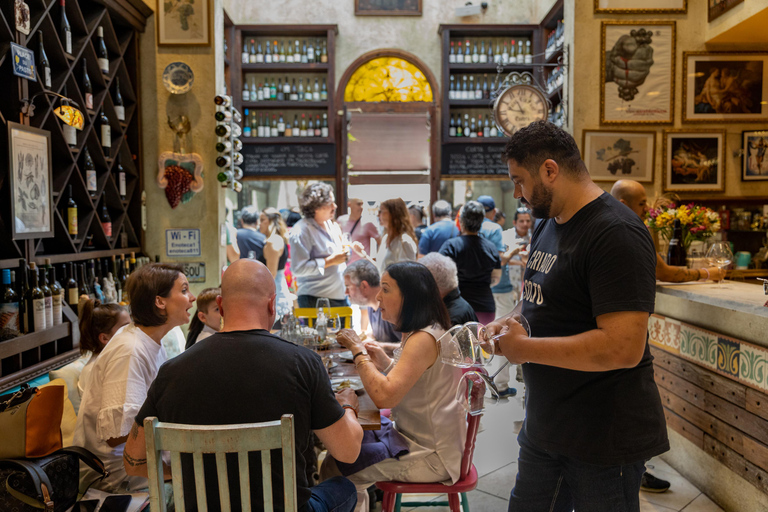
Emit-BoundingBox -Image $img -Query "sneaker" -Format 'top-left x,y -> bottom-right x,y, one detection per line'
640,472 -> 670,493
498,387 -> 518,398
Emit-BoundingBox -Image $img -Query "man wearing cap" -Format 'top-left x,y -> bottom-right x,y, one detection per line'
476,195 -> 505,254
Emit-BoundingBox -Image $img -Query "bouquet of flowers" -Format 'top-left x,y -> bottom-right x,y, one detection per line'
647,203 -> 721,251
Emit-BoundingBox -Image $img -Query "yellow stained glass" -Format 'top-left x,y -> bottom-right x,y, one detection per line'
344,57 -> 433,102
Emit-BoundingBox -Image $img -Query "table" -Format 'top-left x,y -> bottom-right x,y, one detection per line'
322,346 -> 381,431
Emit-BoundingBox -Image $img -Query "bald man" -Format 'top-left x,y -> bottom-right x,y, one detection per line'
124,259 -> 363,512
611,180 -> 724,283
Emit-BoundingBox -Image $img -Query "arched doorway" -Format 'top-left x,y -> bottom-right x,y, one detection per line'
335,50 -> 440,210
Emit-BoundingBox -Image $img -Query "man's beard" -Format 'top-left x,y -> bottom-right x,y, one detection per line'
523,181 -> 553,219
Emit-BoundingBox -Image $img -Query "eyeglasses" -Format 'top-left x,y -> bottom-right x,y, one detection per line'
516,207 -> 531,214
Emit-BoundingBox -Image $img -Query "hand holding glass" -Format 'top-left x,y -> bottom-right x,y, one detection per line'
706,242 -> 732,285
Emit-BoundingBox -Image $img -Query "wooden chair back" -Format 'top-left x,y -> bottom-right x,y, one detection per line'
144,414 -> 297,512
293,307 -> 354,328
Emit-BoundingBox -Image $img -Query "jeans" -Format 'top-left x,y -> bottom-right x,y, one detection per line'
298,295 -> 350,308
304,476 -> 357,512
509,428 -> 646,512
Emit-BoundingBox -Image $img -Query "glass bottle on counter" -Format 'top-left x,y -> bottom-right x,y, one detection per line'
321,40 -> 328,63
320,78 -> 328,101
667,219 -> 686,267
78,262 -> 91,300
17,259 -> 29,333
27,262 -> 46,332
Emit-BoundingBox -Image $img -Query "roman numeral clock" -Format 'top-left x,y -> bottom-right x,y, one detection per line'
492,73 -> 550,136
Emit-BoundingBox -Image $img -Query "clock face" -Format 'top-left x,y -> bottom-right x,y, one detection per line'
493,85 -> 549,137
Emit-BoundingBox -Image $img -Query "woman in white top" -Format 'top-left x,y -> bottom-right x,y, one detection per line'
73,263 -> 196,492
330,261 -> 466,512
259,207 -> 293,318
353,198 -> 417,273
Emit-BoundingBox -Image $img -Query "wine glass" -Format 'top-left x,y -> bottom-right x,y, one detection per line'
325,314 -> 342,336
706,242 -> 733,285
315,297 -> 331,313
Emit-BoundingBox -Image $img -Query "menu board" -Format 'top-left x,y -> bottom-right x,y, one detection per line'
242,143 -> 336,177
441,143 -> 509,176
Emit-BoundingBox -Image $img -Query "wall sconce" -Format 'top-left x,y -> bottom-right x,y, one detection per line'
21,91 -> 84,130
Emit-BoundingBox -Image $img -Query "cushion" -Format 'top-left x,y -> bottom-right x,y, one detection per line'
40,378 -> 77,447
49,354 -> 90,415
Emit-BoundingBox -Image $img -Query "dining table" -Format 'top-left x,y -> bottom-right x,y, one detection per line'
322,344 -> 381,431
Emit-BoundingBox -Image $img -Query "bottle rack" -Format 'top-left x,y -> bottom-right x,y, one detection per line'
215,95 -> 243,192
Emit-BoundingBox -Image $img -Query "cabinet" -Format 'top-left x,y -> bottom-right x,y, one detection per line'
541,0 -> 565,128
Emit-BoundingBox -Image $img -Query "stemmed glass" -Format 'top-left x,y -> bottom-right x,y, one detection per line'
315,297 -> 331,313
706,242 -> 733,285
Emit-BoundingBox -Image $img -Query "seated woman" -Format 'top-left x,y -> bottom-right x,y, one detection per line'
73,263 -> 196,492
328,261 -> 466,512
77,299 -> 131,398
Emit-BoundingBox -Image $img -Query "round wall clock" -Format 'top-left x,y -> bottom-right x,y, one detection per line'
493,84 -> 549,137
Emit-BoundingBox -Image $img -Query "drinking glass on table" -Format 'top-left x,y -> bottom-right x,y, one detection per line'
706,242 -> 733,285
315,297 -> 330,313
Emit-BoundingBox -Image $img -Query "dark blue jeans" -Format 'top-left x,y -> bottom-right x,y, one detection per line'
304,476 -> 357,512
508,427 -> 646,512
297,295 -> 350,308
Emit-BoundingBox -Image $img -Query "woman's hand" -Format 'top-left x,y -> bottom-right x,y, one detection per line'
336,328 -> 363,352
363,341 -> 392,371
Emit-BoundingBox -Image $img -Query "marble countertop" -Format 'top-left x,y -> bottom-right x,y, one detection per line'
656,280 -> 768,318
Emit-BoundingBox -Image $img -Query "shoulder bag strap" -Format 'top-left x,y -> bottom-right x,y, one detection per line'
0,459 -> 54,511
52,447 -> 108,499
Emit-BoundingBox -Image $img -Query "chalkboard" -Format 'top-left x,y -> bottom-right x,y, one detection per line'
242,143 -> 336,177
441,143 -> 509,176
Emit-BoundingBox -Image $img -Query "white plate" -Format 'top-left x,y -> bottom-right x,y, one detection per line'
337,350 -> 354,361
331,378 -> 363,392
162,62 -> 194,94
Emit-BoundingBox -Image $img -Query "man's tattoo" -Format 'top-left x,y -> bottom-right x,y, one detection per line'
129,422 -> 139,440
123,452 -> 147,467
670,267 -> 699,282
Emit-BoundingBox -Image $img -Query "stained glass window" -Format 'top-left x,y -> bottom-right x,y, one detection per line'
344,57 -> 433,102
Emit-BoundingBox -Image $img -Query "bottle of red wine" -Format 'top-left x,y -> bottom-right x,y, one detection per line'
17,259 -> 29,333
78,262 -> 92,300
0,269 -> 20,335
61,84 -> 77,147
115,154 -> 126,201
83,147 -> 97,198
66,262 -> 78,311
60,0 -> 72,55
26,262 -> 46,332
39,266 -> 54,329
96,26 -> 109,75
99,109 -> 111,157
100,193 -> 112,237
66,184 -> 78,237
38,32 -> 51,89
46,262 -> 63,326
667,219 -> 687,267
113,77 -> 125,121
82,59 -> 93,110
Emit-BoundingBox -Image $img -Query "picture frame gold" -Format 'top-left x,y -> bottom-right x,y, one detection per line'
709,0 -> 745,22
594,0 -> 687,14
741,130 -> 768,181
600,21 -> 676,125
662,129 -> 726,193
682,51 -> 768,124
157,0 -> 212,46
581,129 -> 656,182
355,0 -> 422,16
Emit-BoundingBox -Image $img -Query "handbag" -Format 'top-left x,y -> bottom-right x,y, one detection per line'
0,384 -> 64,459
0,446 -> 107,512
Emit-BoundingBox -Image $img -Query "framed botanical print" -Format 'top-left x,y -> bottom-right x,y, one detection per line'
355,0 -> 422,16
7,122 -> 54,240
662,129 -> 726,192
742,130 -> 768,181
683,52 -> 768,123
601,21 -> 675,124
582,130 -> 655,182
594,0 -> 686,14
157,0 -> 212,46
709,0 -> 745,22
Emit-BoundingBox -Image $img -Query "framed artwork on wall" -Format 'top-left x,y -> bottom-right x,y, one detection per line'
157,0 -> 211,46
662,129 -> 725,192
682,52 -> 768,123
582,130 -> 655,182
7,122 -> 54,240
594,0 -> 686,14
742,130 -> 768,181
709,0 -> 745,22
600,21 -> 675,125
355,0 -> 422,16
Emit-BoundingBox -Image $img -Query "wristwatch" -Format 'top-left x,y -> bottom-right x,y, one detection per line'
353,348 -> 368,360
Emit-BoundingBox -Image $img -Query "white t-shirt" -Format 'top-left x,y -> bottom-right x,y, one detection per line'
77,353 -> 96,399
73,323 -> 167,492
193,324 -> 217,345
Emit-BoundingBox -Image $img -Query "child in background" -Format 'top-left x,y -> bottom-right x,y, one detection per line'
185,287 -> 222,349
77,298 -> 131,398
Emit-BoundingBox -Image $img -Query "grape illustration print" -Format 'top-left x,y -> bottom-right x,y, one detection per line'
158,0 -> 210,46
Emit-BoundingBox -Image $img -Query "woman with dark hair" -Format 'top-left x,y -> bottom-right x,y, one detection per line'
289,182 -> 350,308
74,263 -> 196,493
353,198 -> 417,272
329,261 -> 467,512
76,299 -> 130,397
439,201 -> 502,325
259,207 -> 292,317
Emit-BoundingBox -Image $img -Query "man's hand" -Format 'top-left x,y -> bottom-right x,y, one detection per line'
492,316 -> 529,363
335,388 -> 359,411
605,28 -> 654,101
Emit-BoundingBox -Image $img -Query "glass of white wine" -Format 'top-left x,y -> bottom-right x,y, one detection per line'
706,242 -> 733,286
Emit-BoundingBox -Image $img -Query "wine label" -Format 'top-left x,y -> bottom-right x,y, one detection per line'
321,55 -> 328,63
63,124 -> 77,146
300,129 -> 307,137
52,294 -> 62,325
65,32 -> 72,54
45,67 -> 51,88
242,90 -> 250,101
480,54 -> 487,64
85,93 -> 93,110
321,127 -> 328,138
99,58 -> 109,74
313,92 -> 320,101
101,124 -> 111,147
320,91 -> 327,101
68,287 -> 78,306
270,127 -> 278,137
307,48 -> 315,61
254,54 -> 263,63
86,170 -> 97,192
119,172 -> 126,197
67,206 -> 77,234
264,54 -> 272,64
102,221 -> 112,237
277,122 -> 285,132
449,54 -> 456,63
294,53 -> 301,62
449,127 -> 456,137
45,296 -> 53,327
33,298 -> 46,331
242,53 -> 249,64
114,105 -> 125,121
0,302 -> 20,332
243,126 -> 252,137
287,54 -> 294,63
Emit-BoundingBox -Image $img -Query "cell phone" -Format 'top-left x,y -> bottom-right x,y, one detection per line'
73,500 -> 99,512
100,495 -> 133,512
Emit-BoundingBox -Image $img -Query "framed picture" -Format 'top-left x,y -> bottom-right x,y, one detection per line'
601,21 -> 675,124
742,130 -> 768,181
582,130 -> 655,182
7,122 -> 54,240
709,0 -> 745,22
594,0 -> 686,14
157,0 -> 211,46
355,0 -> 422,16
682,52 -> 768,123
662,129 -> 726,192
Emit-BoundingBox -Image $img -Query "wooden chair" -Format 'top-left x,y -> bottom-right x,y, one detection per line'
293,307 -> 354,329
144,415 -> 297,512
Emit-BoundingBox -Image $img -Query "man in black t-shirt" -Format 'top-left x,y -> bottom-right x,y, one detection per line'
124,259 -> 363,512
486,121 -> 668,512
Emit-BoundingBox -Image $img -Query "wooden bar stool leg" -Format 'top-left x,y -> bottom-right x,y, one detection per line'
460,491 -> 470,512
448,492 -> 461,512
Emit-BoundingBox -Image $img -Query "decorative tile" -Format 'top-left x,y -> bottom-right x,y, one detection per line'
664,318 -> 681,353
717,337 -> 740,378
648,315 -> 667,350
681,326 -> 718,370
739,343 -> 768,391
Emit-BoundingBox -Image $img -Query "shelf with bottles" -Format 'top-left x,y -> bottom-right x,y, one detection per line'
448,73 -> 500,104
242,109 -> 330,140
447,36 -> 534,68
240,36 -> 329,67
241,74 -> 330,103
448,110 -> 504,140
544,19 -> 565,64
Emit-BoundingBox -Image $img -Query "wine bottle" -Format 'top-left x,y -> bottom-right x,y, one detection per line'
241,41 -> 249,64
213,95 -> 232,108
667,219 -> 687,267
99,109 -> 111,157
45,262 -> 62,326
93,259 -> 104,302
277,113 -> 285,135
100,194 -> 112,237
115,154 -> 126,201
39,267 -> 53,330
66,262 -> 78,310
17,259 -> 29,333
114,77 -> 125,121
96,26 -> 109,74
27,262 -> 46,332
242,109 -> 252,138
60,0 -> 72,55
82,59 -> 93,110
0,269 -> 20,334
252,40 -> 260,63
78,262 -> 91,300
321,113 -> 329,138
321,40 -> 328,63
320,78 -> 328,101
38,32 -> 51,89
129,252 -> 136,274
61,85 -> 77,147
83,148 -> 97,198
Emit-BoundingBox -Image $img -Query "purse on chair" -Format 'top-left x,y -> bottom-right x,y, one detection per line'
0,384 -> 64,459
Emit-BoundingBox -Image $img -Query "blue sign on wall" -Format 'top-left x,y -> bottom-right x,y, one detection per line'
11,43 -> 36,81
166,229 -> 201,257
